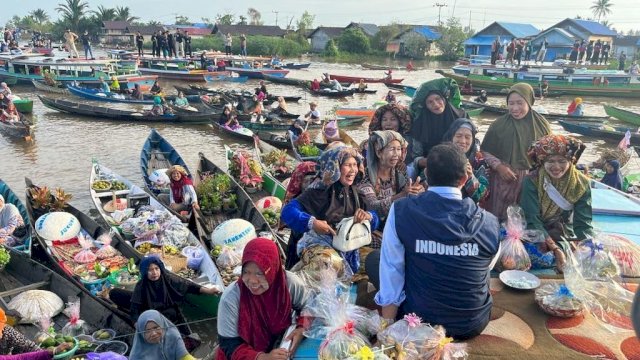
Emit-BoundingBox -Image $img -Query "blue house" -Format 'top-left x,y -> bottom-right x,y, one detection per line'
464,22 -> 539,57
530,18 -> 618,62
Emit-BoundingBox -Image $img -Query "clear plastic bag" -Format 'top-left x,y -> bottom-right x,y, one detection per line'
74,233 -> 97,264
496,206 -> 532,272
574,239 -> 620,280
593,233 -> 640,277
318,319 -> 371,360
534,283 -> 584,318
61,297 -> 87,336
95,234 -> 119,260
376,314 -> 444,360
215,246 -> 242,268
34,317 -> 56,345
565,242 -> 634,332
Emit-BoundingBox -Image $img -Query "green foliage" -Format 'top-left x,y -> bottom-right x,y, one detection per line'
337,28 -> 371,54
216,13 -> 235,25
436,18 -> 471,61
371,23 -> 404,51
175,15 -> 191,25
591,0 -> 614,21
324,39 -> 339,57
55,0 -> 89,30
114,6 -> 138,22
402,32 -> 431,59
247,8 -> 263,26
296,11 -> 315,32
29,9 -> 50,23
91,5 -> 115,22
0,247 -> 12,268
240,35 -> 308,57
237,16 -> 248,25
284,32 -> 310,47
191,35 -> 224,52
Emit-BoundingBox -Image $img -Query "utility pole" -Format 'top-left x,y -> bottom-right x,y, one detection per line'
434,3 -> 448,26
273,10 -> 279,26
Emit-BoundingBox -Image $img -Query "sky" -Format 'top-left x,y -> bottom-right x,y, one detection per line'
2,0 -> 639,33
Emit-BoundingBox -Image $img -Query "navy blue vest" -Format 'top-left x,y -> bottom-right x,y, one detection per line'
394,191 -> 500,337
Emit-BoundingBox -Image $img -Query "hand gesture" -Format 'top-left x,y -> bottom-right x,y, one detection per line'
354,208 -> 371,224
496,164 -> 517,182
312,219 -> 336,236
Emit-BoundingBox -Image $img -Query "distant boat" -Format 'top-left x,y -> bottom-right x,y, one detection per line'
558,119 -> 640,145
328,73 -> 404,84
603,105 -> 640,126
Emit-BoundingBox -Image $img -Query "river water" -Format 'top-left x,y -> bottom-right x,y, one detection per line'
2,55 -> 639,215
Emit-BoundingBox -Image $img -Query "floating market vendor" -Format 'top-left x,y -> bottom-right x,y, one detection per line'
129,310 -> 197,360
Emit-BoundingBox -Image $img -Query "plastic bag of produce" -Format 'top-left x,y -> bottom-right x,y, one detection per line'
74,234 -> 97,264
215,246 -> 242,269
61,297 -> 87,336
8,290 -> 63,324
495,206 -> 531,272
564,246 -> 634,332
574,239 -> 620,280
95,234 -> 120,260
377,314 -> 445,360
34,317 -> 56,345
592,233 -> 640,277
534,283 -> 584,318
110,209 -> 134,225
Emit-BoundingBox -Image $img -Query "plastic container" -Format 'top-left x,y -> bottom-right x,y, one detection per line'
91,329 -> 116,343
52,337 -> 79,360
182,246 -> 205,270
95,340 -> 128,355
86,351 -> 128,360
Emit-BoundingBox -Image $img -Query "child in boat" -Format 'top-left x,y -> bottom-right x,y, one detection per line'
567,97 -> 584,116
304,102 -> 321,125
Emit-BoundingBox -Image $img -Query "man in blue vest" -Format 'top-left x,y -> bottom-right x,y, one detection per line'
368,143 -> 500,339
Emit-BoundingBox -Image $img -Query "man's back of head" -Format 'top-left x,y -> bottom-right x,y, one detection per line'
426,143 -> 467,188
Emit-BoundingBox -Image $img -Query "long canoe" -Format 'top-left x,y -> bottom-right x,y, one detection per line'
558,120 -> 640,146
0,178 -> 32,256
280,62 -> 311,69
38,95 -> 212,124
239,116 -> 366,132
88,163 -> 225,317
67,85 -> 201,105
591,180 -> 640,245
0,114 -> 34,140
12,98 -> 33,113
253,136 -> 293,201
24,177 -> 139,325
2,249 -> 135,345
263,74 -> 352,89
194,152 -> 285,254
603,105 -> 640,126
288,131 -> 328,162
309,88 -> 356,98
31,79 -> 70,94
460,100 -> 609,122
328,74 -> 404,84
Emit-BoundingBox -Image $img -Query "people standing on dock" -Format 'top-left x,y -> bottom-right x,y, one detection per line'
578,40 -> 586,64
630,61 -> 640,75
225,33 -> 232,56
240,33 -> 247,57
151,31 -> 159,57
506,39 -> 516,66
184,30 -> 192,57
569,40 -> 579,63
490,37 -> 501,65
619,51 -> 627,71
64,29 -> 79,58
591,39 -> 602,65
81,30 -> 94,60
601,42 -> 610,64
586,41 -> 594,64
524,41 -> 532,62
536,37 -> 548,64
167,31 -> 176,58
175,29 -> 183,58
160,31 -> 169,59
136,32 -> 144,57
515,39 -> 524,67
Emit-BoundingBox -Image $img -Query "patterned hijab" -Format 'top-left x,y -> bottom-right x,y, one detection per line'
366,131 -> 407,189
527,134 -> 590,220
369,103 -> 412,135
311,146 -> 364,189
284,161 -> 317,203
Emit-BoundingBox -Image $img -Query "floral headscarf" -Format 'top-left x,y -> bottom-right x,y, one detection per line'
311,146 -> 364,189
284,161 -> 317,203
527,134 -> 585,168
366,131 -> 407,188
369,103 -> 412,135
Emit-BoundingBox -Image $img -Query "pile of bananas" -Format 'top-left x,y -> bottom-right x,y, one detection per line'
163,245 -> 179,255
136,242 -> 153,254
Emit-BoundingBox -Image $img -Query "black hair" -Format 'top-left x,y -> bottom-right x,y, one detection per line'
426,143 -> 467,187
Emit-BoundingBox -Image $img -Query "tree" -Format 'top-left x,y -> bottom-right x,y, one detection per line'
237,16 -> 247,25
591,0 -> 614,22
114,6 -> 138,22
247,8 -> 263,26
175,15 -> 191,25
296,11 -> 315,32
56,0 -> 89,30
216,13 -> 235,25
201,17 -> 215,26
403,32 -> 431,58
324,39 -> 339,57
337,28 -> 370,54
372,23 -> 404,51
436,17 -> 469,60
29,9 -> 50,23
91,5 -> 116,22
147,20 -> 162,26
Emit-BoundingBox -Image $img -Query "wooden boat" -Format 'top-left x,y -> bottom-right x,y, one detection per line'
68,84 -> 202,105
558,120 -> 640,146
462,105 -> 484,117
436,70 -> 640,98
460,100 -> 609,122
1,249 -> 135,344
239,116 -> 366,131
0,114 -> 34,140
186,85 -> 302,103
322,126 -> 360,148
288,131 -> 329,162
262,74 -> 352,89
362,63 -> 406,71
591,180 -> 640,244
137,57 -> 229,82
328,73 -> 404,84
281,62 -> 311,69
229,68 -> 289,79
140,129 -> 193,218
335,107 -> 376,118
310,88 -> 356,98
194,152 -> 284,254
0,178 -> 32,256
203,74 -> 248,83
12,98 -> 33,113
353,88 -> 378,94
603,105 -> 640,126
87,163 -> 225,310
31,79 -> 70,94
211,121 -> 255,142
38,95 -> 212,124
253,136 -> 294,201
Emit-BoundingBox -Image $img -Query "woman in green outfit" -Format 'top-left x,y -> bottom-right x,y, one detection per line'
520,134 -> 592,271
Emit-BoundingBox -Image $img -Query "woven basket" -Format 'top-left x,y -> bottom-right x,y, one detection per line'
162,255 -> 188,272
535,293 -> 585,318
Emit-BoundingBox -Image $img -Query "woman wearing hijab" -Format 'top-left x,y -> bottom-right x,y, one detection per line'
520,134 -> 592,271
409,78 -> 467,172
0,308 -> 51,359
359,131 -> 423,248
0,195 -> 25,246
166,165 -> 199,213
362,103 -> 413,162
129,310 -> 195,360
281,147 -> 379,274
284,161 -> 318,268
442,119 -> 489,204
217,238 -> 309,360
567,97 -> 584,117
481,83 -> 552,221
601,159 -> 623,190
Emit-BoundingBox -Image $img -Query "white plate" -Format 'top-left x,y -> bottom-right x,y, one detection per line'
499,270 -> 541,290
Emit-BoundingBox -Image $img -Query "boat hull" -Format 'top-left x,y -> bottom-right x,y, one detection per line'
558,120 -> 640,145
603,105 -> 640,126
328,74 -> 404,84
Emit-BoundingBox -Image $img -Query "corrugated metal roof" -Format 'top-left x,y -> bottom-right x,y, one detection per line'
413,26 -> 441,40
464,35 -> 498,46
496,22 -> 539,38
349,23 -> 380,37
102,21 -> 129,30
615,36 -> 640,46
308,27 -> 344,39
570,19 -> 617,36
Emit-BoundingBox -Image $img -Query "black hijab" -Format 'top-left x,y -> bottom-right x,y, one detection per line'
131,256 -> 190,310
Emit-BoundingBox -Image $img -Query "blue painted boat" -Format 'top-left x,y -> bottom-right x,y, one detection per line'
281,62 -> 311,70
0,178 -> 32,256
592,180 -> 640,245
203,74 -> 248,83
67,84 -> 201,105
228,67 -> 289,79
558,120 -> 640,146
140,128 -> 192,202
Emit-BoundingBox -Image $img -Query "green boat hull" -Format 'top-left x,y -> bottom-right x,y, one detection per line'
603,105 -> 640,126
13,99 -> 33,113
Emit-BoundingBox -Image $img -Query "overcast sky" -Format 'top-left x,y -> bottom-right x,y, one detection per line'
3,0 -> 638,33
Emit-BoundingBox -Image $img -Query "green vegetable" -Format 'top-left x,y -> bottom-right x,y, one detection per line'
0,247 -> 10,268
298,144 -> 320,157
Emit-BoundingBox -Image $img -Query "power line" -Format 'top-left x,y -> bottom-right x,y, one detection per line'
434,3 -> 448,26
272,10 -> 279,26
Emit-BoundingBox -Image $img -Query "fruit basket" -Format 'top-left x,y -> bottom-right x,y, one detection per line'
91,329 -> 116,343
91,181 -> 112,193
